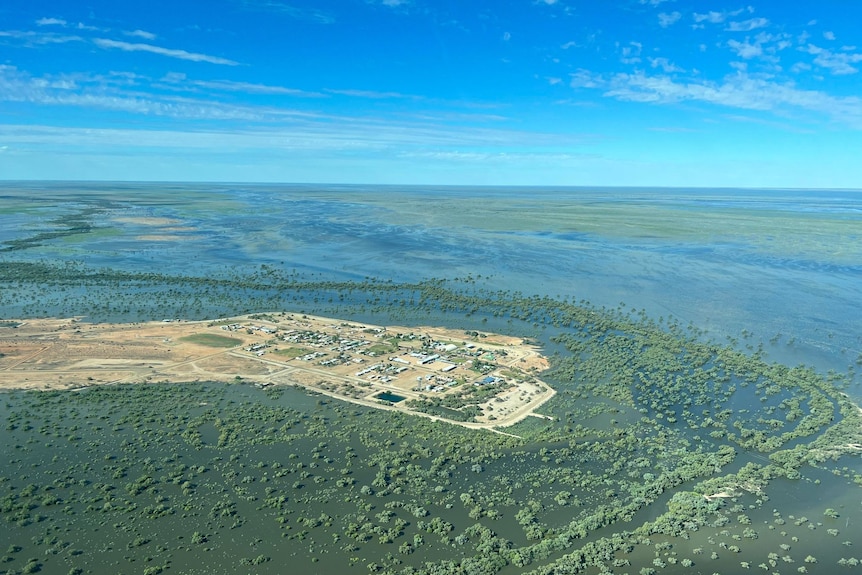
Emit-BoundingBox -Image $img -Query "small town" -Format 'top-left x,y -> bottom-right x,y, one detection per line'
0,313 -> 555,432
220,313 -> 555,429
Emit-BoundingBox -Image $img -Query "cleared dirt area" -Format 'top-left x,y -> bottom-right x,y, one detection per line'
0,313 -> 555,432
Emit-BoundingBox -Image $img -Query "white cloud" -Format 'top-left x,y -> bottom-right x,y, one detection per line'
0,68 -> 262,121
0,67 -> 257,120
0,114 -> 579,157
803,44 -> 862,75
398,150 -> 598,163
658,12 -> 681,28
823,31 -> 836,41
620,41 -> 642,64
1,64 -> 576,155
0,30 -> 83,45
569,69 -> 862,127
569,69 -> 601,89
325,88 -> 419,99
648,57 -> 683,73
380,0 -> 410,5
536,0 -> 558,4
502,31 -> 511,41
561,40 -> 579,49
726,17 -> 769,32
728,39 -> 763,59
36,17 -> 68,27
93,38 -> 239,65
159,74 -> 327,97
639,0 -> 671,6
125,29 -> 157,40
693,8 -> 747,25
693,11 -> 726,24
237,1 -> 335,23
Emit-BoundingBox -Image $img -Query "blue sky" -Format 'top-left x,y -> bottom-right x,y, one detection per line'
1,0 -> 861,186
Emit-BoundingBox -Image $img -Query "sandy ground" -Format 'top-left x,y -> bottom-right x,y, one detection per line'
0,313 -> 555,435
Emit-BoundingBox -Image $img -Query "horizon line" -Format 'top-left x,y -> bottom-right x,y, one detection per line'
1,179 -> 861,193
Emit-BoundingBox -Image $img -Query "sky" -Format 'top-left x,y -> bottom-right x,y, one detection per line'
1,0 -> 861,187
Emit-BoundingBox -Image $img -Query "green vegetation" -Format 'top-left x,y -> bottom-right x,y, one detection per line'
1,260 -> 861,575
274,346 -> 309,359
366,340 -> 400,356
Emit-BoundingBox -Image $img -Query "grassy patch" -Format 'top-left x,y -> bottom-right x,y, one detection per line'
180,333 -> 243,348
273,347 -> 308,359
366,343 -> 399,355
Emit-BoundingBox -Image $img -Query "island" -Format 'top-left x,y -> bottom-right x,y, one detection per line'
0,313 -> 554,433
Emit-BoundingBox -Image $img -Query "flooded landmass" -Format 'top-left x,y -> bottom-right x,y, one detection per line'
1,183 -> 861,574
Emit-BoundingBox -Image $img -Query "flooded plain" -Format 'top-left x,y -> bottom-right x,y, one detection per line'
1,182 -> 861,574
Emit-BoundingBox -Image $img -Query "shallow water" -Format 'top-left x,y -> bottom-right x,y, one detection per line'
2,183 -> 858,380
1,182 -> 861,574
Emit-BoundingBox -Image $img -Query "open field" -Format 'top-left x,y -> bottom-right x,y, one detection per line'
0,313 -> 554,431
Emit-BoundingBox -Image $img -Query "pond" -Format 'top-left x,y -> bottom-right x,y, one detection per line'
376,391 -> 407,403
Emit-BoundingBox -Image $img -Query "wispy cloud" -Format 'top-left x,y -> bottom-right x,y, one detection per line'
658,12 -> 681,28
236,1 -> 334,23
639,0 -> 672,6
0,29 -> 83,45
397,150 -> 599,163
721,32 -> 792,62
648,57 -> 683,73
35,17 -> 68,27
0,65 -> 569,154
570,69 -> 862,128
693,7 -> 749,25
0,115 -> 580,157
160,73 -> 326,97
0,66 -> 261,120
93,38 -> 239,65
803,44 -> 862,75
74,22 -> 102,32
719,112 -> 815,133
33,18 -> 101,31
619,41 -> 642,64
728,39 -> 763,59
124,29 -> 157,40
726,17 -> 769,32
325,88 -> 421,99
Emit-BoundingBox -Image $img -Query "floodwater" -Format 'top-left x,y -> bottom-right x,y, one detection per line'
1,182 -> 858,378
1,182 -> 861,574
